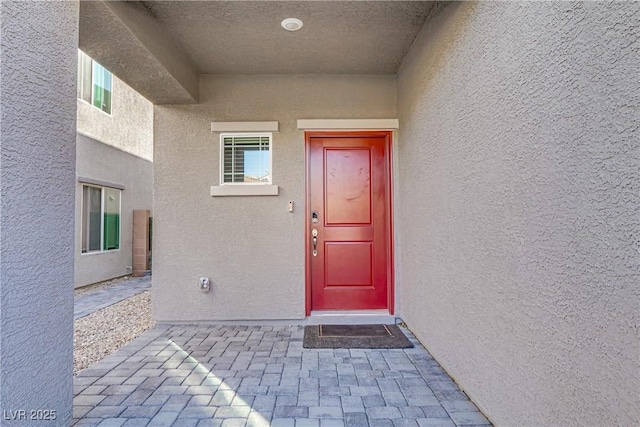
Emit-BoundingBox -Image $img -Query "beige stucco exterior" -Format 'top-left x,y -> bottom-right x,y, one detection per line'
71,2 -> 640,424
3,1 -> 637,424
77,75 -> 153,162
1,2 -> 78,422
396,2 -> 639,426
151,3 -> 639,425
153,74 -> 396,322
75,73 -> 153,288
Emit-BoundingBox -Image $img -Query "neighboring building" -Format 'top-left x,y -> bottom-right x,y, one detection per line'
74,50 -> 153,288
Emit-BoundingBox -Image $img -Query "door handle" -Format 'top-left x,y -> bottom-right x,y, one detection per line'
312,228 -> 318,256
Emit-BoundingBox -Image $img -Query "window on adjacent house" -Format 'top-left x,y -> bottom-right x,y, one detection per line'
82,185 -> 121,253
221,133 -> 272,184
77,50 -> 112,114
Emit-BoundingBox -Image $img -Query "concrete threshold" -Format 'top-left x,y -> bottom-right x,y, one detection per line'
307,309 -> 399,325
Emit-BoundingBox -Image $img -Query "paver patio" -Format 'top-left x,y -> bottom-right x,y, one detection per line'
75,276 -> 152,320
73,324 -> 491,426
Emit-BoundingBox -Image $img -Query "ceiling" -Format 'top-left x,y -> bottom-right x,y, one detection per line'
141,1 -> 435,75
78,1 -> 436,103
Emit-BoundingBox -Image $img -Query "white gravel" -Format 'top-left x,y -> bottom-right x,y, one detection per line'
74,290 -> 154,375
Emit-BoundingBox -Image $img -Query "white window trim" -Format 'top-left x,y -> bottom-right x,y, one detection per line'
210,185 -> 278,197
78,176 -> 125,190
296,119 -> 399,130
81,184 -> 122,255
211,121 -> 278,132
211,132 -> 279,196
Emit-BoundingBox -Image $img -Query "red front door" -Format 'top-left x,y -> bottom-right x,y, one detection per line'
306,132 -> 392,312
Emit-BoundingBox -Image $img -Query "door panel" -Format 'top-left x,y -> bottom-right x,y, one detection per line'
325,242 -> 373,286
308,133 -> 391,311
325,149 -> 372,225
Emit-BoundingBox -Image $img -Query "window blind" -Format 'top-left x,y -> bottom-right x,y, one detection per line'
222,135 -> 270,183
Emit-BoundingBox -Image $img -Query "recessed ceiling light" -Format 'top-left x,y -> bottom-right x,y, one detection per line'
281,18 -> 303,32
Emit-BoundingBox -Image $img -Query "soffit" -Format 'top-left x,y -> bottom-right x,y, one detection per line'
142,1 -> 435,75
80,0 -> 199,104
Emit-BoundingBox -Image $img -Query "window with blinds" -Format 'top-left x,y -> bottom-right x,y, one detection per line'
221,134 -> 272,184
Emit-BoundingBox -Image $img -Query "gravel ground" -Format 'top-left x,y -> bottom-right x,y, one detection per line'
74,290 -> 154,375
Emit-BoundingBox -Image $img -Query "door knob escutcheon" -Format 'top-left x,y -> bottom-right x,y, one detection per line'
312,228 -> 318,256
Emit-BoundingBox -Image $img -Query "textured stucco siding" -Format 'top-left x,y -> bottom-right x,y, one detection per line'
153,75 -> 396,322
396,2 -> 639,426
77,74 -> 153,162
75,134 -> 153,288
0,1 -> 78,423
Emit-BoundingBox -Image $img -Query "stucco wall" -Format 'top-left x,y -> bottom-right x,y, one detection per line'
396,2 -> 639,426
77,73 -> 153,162
153,75 -> 396,322
0,1 -> 78,423
75,134 -> 153,288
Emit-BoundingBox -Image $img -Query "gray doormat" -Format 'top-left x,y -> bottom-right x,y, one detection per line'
303,324 -> 414,349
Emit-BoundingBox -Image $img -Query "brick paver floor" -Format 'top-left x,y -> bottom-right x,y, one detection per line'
73,325 -> 491,426
75,276 -> 152,320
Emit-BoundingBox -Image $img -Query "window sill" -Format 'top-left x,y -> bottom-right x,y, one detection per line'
81,249 -> 120,256
210,185 -> 279,197
78,98 -> 112,116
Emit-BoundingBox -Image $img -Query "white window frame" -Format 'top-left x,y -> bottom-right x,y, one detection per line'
81,184 -> 121,255
77,50 -> 113,115
219,133 -> 273,185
